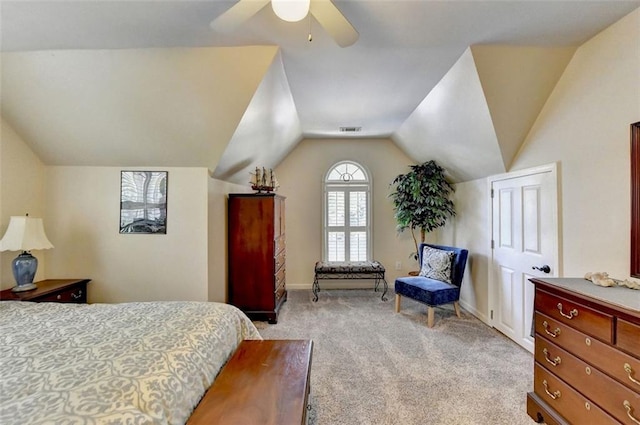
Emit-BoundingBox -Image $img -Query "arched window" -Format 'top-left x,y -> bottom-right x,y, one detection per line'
323,161 -> 371,262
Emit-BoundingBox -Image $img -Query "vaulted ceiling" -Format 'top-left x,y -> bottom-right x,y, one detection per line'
2,1 -> 638,183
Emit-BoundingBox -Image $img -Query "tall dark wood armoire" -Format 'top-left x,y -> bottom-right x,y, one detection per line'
227,193 -> 286,324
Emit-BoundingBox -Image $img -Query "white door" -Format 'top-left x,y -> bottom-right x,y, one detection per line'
490,164 -> 559,353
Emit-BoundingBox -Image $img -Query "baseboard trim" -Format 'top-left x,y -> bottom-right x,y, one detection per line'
287,283 -> 312,291
287,284 -> 492,326
459,299 -> 490,325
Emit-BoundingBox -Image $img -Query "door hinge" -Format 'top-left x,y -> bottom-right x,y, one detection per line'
491,240 -> 495,249
491,188 -> 494,198
490,310 -> 494,320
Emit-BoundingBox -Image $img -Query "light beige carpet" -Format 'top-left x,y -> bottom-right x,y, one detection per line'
256,289 -> 535,425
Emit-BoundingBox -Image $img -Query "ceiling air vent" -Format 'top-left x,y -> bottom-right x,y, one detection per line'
339,126 -> 362,132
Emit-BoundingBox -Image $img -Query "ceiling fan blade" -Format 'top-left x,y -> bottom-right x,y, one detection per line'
210,0 -> 270,33
310,0 -> 358,47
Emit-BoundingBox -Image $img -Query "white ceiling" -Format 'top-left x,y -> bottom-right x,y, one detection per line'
2,0 -> 639,183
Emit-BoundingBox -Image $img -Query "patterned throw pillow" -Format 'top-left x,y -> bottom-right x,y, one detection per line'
418,246 -> 454,284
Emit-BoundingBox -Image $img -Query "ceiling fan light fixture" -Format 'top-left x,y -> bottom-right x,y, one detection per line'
271,0 -> 310,22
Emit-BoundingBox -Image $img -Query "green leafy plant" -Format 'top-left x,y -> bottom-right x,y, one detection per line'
390,160 -> 456,260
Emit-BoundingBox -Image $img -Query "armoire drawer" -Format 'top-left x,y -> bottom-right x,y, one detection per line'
534,363 -> 618,425
536,289 -> 614,343
275,280 -> 286,303
275,235 -> 286,255
275,249 -> 286,272
275,266 -> 286,288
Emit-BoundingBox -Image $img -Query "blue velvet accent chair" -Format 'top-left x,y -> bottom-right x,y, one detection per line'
394,243 -> 469,328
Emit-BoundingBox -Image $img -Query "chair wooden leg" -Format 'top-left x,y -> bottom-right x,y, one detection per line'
454,301 -> 461,318
427,307 -> 435,328
395,294 -> 401,313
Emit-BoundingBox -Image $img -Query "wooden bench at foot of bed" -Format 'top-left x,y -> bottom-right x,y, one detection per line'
187,339 -> 313,425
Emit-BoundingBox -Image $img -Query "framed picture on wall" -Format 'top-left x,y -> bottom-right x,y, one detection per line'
120,171 -> 168,234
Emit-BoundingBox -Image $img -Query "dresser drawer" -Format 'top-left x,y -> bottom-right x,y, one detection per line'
534,363 -> 618,425
617,319 -> 640,355
527,392 -> 570,425
536,289 -> 614,343
536,338 -> 640,425
536,317 -> 640,393
36,284 -> 86,303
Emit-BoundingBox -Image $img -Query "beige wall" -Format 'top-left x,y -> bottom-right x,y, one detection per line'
512,8 -> 639,280
275,138 -> 416,289
44,166 -> 209,303
446,8 -> 640,322
207,177 -> 250,302
439,178 -> 491,322
0,119 -> 48,289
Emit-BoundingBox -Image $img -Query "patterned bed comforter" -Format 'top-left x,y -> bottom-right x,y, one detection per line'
0,301 -> 261,425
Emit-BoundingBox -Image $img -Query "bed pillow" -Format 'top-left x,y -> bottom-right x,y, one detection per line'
418,246 -> 454,284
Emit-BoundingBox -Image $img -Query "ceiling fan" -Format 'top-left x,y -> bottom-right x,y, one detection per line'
210,0 -> 359,47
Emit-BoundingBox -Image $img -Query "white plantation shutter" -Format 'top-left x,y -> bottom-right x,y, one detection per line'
327,192 -> 345,226
324,162 -> 371,262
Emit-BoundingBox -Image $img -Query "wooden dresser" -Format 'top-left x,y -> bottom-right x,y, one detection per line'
228,193 -> 286,324
0,279 -> 90,303
527,278 -> 640,425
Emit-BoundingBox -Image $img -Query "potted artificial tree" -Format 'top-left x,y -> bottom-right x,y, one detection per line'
390,160 -> 456,270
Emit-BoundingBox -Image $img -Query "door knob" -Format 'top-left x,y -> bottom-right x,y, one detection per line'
532,265 -> 551,274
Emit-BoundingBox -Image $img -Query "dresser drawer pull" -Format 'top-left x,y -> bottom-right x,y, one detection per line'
543,348 -> 561,366
56,294 -> 62,300
542,321 -> 561,338
625,363 -> 640,386
542,380 -> 561,400
556,303 -> 578,319
71,290 -> 83,300
624,400 -> 640,425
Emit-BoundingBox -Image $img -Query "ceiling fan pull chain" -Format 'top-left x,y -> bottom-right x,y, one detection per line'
308,13 -> 313,42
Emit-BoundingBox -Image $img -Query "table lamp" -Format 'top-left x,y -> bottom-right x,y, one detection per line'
0,215 -> 54,292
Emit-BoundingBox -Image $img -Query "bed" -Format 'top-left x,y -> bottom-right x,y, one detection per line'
0,300 -> 261,425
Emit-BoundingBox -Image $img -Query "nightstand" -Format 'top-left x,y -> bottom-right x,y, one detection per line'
0,279 -> 91,303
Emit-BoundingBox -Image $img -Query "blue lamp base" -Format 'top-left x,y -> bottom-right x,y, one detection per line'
11,251 -> 38,292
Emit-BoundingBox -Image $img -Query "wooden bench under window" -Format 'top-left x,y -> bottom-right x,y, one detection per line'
187,339 -> 313,425
312,260 -> 388,301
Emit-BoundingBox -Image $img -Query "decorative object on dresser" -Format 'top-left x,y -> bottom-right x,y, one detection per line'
0,279 -> 90,303
0,215 -> 54,292
228,193 -> 286,323
527,277 -> 640,425
250,166 -> 279,193
585,271 -> 640,290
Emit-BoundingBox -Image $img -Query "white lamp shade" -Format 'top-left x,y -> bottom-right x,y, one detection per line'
0,216 -> 54,252
271,0 -> 310,22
